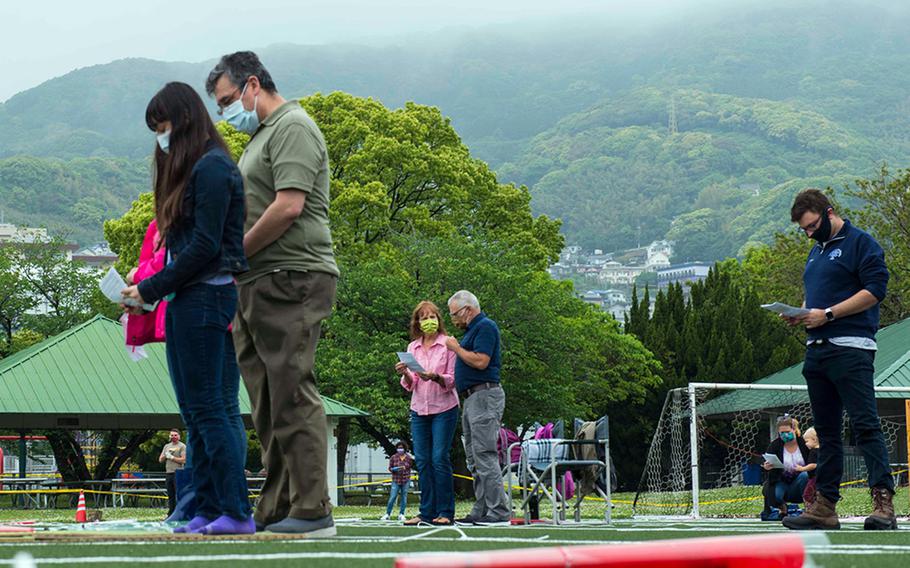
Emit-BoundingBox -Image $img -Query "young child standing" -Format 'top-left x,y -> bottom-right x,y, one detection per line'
382,442 -> 414,521
801,427 -> 820,506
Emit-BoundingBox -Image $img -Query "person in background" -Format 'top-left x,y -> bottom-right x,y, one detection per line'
381,441 -> 414,521
445,290 -> 509,526
395,300 -> 458,526
760,416 -> 813,521
801,427 -> 820,506
159,429 -> 187,516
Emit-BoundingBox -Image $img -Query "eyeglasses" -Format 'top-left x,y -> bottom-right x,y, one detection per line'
798,208 -> 832,235
449,306 -> 468,318
799,214 -> 823,235
215,87 -> 241,116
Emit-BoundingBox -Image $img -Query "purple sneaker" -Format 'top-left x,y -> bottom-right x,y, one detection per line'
192,515 -> 256,535
173,516 -> 212,534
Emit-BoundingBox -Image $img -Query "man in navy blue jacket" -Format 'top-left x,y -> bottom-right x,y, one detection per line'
782,189 -> 897,531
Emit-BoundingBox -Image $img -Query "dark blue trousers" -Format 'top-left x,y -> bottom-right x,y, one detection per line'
802,343 -> 894,502
410,406 -> 458,520
165,283 -> 250,520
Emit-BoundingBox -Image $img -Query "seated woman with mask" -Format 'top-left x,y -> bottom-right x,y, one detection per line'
760,415 -> 815,521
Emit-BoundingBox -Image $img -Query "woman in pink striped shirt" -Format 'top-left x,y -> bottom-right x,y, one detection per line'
394,300 -> 459,526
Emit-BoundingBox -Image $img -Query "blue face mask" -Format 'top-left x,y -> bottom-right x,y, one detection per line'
779,431 -> 796,443
222,84 -> 259,134
396,448 -> 405,455
156,129 -> 171,154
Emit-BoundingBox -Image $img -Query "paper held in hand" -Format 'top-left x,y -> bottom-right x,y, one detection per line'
762,453 -> 785,469
100,267 -> 156,312
396,352 -> 426,374
761,302 -> 811,318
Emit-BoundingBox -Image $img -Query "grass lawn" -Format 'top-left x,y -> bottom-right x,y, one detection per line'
2,505 -> 910,567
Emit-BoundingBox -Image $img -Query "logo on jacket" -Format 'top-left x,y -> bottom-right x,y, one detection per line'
828,248 -> 842,261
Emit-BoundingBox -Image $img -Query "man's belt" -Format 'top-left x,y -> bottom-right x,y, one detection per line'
460,382 -> 501,400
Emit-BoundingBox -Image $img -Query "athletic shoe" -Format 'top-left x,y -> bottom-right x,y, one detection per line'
173,515 -> 212,533
192,515 -> 256,535
380,514 -> 390,521
398,514 -> 406,521
454,515 -> 479,525
265,514 -> 336,537
473,516 -> 510,526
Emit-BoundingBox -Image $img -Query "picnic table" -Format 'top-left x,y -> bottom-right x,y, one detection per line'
110,477 -> 168,507
1,477 -> 50,509
39,479 -> 114,508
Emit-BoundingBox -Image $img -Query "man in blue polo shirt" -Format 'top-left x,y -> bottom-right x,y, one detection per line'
445,290 -> 509,525
782,189 -> 896,531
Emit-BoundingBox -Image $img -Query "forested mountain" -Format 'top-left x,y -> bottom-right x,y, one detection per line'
0,157 -> 148,244
2,0 -> 908,252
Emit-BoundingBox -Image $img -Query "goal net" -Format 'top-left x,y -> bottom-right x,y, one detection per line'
633,383 -> 910,518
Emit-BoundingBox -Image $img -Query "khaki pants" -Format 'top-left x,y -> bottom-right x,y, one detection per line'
232,270 -> 337,524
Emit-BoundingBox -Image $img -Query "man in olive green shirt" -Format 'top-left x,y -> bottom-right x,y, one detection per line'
207,51 -> 338,537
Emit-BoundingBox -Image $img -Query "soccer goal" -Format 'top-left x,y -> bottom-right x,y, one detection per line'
633,382 -> 910,518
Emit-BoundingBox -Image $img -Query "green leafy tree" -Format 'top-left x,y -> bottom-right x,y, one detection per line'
10,237 -> 102,337
622,262 -> 804,486
841,165 -> 910,324
0,246 -> 36,356
104,192 -> 154,275
106,93 -> 662,489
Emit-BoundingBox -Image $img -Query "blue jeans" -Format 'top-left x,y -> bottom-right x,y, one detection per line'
165,283 -> 250,520
386,482 -> 409,516
775,471 -> 809,505
410,406 -> 458,520
803,343 -> 894,501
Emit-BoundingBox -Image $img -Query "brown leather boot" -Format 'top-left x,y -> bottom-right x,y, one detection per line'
864,487 -> 898,530
782,491 -> 840,530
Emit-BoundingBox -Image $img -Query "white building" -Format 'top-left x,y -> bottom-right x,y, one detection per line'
73,243 -> 119,268
0,224 -> 50,245
658,262 -> 713,292
599,261 -> 646,285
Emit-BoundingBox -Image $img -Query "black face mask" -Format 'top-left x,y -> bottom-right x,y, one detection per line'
810,209 -> 833,243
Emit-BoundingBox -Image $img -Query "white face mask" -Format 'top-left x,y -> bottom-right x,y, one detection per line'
221,83 -> 260,134
156,129 -> 171,154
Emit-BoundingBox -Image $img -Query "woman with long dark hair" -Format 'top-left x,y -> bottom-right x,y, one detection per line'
122,82 -> 252,535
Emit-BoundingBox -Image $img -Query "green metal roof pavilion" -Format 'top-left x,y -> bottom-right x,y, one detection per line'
699,317 -> 910,416
0,315 -> 368,430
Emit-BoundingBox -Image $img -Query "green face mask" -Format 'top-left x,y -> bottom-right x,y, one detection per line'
419,318 -> 439,334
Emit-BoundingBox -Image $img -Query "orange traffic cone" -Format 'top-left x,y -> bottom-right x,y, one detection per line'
75,490 -> 87,523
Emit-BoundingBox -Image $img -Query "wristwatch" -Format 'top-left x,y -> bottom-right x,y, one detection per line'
824,308 -> 835,322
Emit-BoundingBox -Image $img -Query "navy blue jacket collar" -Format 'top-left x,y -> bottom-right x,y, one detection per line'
466,311 -> 487,331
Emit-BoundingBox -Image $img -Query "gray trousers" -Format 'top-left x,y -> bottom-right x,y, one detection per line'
462,386 -> 510,520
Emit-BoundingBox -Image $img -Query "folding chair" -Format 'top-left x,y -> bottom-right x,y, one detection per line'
507,416 -> 613,525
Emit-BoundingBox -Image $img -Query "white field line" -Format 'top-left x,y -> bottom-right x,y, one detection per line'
0,552 -> 438,565
2,544 -> 910,565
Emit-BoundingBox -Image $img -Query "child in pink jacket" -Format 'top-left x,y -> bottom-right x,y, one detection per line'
124,219 -> 167,345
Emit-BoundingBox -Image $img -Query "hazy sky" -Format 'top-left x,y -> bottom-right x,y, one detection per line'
1,0 -> 713,102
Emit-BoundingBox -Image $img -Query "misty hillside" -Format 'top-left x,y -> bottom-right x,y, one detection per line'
2,0 -> 909,253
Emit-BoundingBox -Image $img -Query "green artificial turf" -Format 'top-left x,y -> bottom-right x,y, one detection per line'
1,518 -> 908,568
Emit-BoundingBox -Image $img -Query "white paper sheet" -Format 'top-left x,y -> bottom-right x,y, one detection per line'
100,267 -> 155,311
761,302 -> 811,318
762,453 -> 785,469
396,352 -> 426,374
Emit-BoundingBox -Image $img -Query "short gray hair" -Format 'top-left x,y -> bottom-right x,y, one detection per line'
205,51 -> 277,96
448,290 -> 480,311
